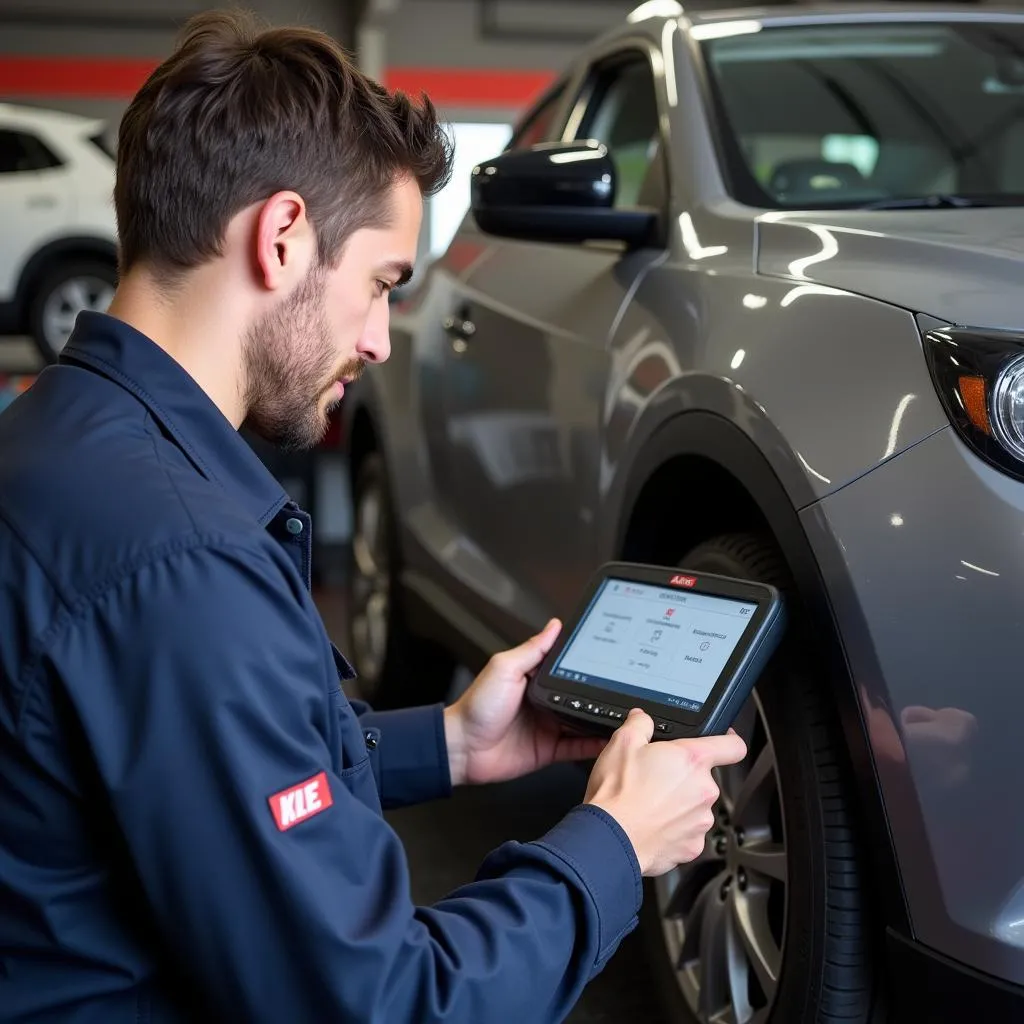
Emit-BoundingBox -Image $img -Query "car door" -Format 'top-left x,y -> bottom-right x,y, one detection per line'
0,127 -> 72,304
417,83 -> 568,529
436,47 -> 671,638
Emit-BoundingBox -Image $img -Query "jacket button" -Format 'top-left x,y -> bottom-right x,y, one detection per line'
285,517 -> 303,535
364,731 -> 378,750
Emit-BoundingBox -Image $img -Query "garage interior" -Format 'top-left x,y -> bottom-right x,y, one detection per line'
3,0 -> 1024,1022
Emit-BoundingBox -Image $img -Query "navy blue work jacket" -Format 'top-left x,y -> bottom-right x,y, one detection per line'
0,313 -> 642,1023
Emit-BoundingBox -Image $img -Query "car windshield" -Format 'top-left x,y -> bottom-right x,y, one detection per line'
700,19 -> 1024,209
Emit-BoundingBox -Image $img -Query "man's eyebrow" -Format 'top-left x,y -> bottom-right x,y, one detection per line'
382,261 -> 413,287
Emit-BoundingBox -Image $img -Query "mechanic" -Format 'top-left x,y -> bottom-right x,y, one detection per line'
0,11 -> 747,1023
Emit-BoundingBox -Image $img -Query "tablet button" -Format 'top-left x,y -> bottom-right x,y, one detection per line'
607,709 -> 624,721
550,694 -> 563,705
569,699 -> 583,710
655,721 -> 673,734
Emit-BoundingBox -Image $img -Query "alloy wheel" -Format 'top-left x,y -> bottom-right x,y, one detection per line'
654,693 -> 787,1024
350,480 -> 390,686
41,276 -> 115,353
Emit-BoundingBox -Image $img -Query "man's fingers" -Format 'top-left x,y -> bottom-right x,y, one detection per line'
679,732 -> 748,767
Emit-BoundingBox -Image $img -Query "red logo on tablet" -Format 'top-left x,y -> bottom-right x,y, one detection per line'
670,574 -> 697,588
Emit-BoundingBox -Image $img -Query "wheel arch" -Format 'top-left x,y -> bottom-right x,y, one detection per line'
614,410 -> 910,940
13,236 -> 119,325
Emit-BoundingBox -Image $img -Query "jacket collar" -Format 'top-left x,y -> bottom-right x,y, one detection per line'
61,312 -> 289,526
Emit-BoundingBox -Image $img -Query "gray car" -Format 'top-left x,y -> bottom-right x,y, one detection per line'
341,4 -> 1024,1021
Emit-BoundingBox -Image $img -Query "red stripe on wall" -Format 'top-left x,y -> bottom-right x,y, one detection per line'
0,56 -> 158,100
384,67 -> 556,109
0,56 -> 555,109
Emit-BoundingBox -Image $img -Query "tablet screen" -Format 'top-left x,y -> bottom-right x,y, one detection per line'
550,578 -> 758,711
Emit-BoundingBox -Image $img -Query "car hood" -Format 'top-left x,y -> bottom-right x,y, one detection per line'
756,208 -> 1024,330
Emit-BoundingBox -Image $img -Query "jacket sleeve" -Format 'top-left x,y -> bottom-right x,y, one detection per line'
53,539 -> 642,1024
355,702 -> 454,809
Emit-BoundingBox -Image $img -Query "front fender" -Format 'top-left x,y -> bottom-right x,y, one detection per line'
602,264 -> 948,510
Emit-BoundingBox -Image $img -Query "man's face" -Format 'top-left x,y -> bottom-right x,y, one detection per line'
242,176 -> 422,450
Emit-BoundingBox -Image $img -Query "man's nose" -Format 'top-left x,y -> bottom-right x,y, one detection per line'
357,304 -> 391,364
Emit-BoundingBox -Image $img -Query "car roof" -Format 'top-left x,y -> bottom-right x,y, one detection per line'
0,101 -> 105,136
681,2 -> 1024,25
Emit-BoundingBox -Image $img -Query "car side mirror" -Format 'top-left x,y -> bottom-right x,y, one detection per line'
470,140 -> 660,248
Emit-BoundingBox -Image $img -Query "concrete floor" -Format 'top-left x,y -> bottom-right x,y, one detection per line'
2,335 -> 671,1023
0,337 -> 40,374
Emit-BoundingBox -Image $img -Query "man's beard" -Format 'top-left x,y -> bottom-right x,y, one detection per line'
241,267 -> 360,452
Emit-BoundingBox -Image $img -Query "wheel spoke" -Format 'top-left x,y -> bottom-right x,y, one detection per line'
736,835 -> 787,884
679,873 -> 721,967
731,885 -> 780,1003
722,909 -> 754,1024
662,836 -> 728,920
731,744 -> 775,829
697,887 -> 731,1020
51,313 -> 76,335
62,280 -> 90,311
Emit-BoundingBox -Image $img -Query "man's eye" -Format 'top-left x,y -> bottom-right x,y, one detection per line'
375,280 -> 391,296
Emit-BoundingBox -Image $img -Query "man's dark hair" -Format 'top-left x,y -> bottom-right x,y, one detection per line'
114,8 -> 453,278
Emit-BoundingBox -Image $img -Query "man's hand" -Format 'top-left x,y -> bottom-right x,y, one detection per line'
585,709 -> 748,877
443,619 -> 608,787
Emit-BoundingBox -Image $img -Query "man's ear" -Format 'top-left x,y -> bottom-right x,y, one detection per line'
254,191 -> 315,291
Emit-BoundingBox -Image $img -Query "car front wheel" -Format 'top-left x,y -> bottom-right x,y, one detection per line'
642,533 -> 875,1024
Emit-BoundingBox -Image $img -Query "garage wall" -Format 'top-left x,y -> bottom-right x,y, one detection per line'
0,0 -> 355,123
0,0 -> 640,124
371,0 -> 639,122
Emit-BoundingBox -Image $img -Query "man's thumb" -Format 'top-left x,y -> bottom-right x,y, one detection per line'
500,618 -> 561,675
618,707 -> 654,745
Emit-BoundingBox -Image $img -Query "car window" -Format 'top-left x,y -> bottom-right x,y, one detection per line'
701,21 -> 1024,208
0,128 -> 61,175
574,56 -> 662,209
508,84 -> 566,151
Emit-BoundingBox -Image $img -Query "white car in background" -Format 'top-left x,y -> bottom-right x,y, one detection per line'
0,102 -> 118,362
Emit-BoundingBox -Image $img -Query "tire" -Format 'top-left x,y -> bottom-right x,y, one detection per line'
343,452 -> 456,709
641,533 -> 873,1024
29,258 -> 118,363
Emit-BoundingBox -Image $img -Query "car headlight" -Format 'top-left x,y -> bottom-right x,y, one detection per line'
991,355 -> 1024,461
923,325 -> 1024,480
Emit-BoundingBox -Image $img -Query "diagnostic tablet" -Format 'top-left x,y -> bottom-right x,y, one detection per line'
526,562 -> 786,739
